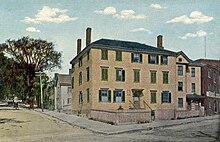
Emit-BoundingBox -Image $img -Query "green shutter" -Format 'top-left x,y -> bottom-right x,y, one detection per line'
99,90 -> 102,102
140,54 -> 142,63
148,55 -> 151,63
122,91 -> 125,102
108,90 -> 111,102
113,91 -> 116,102
156,55 -> 159,64
169,93 -> 171,103
122,70 -> 125,81
161,92 -> 163,103
131,53 -> 134,62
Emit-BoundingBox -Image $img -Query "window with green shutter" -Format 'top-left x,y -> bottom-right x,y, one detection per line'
101,49 -> 108,60
113,90 -> 125,103
150,90 -> 157,103
163,71 -> 169,84
99,89 -> 111,102
161,91 -> 171,103
116,51 -> 122,61
150,71 -> 157,84
101,67 -> 108,81
133,69 -> 140,83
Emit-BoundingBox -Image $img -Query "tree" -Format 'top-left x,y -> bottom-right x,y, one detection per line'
0,37 -> 62,108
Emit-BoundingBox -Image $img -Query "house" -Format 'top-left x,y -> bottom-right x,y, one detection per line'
70,27 -> 203,123
194,59 -> 220,115
54,73 -> 72,112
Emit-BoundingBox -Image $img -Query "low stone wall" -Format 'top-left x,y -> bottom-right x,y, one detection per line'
155,109 -> 203,120
90,109 -> 151,125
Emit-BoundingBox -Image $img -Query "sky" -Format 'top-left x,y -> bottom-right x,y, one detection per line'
0,0 -> 219,76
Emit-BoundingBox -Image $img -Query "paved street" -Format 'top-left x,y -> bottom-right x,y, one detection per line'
0,107 -> 220,142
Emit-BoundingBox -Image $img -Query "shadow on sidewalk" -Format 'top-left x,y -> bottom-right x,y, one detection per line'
0,118 -> 29,124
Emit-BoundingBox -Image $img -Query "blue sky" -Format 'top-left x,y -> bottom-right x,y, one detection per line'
0,0 -> 219,76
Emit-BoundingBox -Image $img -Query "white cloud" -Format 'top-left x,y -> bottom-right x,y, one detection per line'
179,30 -> 207,40
22,6 -> 77,24
167,11 -> 213,24
94,6 -> 116,15
114,10 -> 146,20
130,28 -> 153,34
150,4 -> 167,9
26,27 -> 40,33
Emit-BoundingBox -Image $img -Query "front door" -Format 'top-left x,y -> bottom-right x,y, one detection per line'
132,89 -> 143,109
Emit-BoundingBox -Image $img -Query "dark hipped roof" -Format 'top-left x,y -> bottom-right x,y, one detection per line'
70,38 -> 177,64
91,39 -> 177,55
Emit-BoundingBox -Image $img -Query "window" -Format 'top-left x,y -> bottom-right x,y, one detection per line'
178,66 -> 183,76
208,84 -> 211,91
72,77 -> 74,89
133,69 -> 140,83
161,91 -> 171,103
101,67 -> 108,81
79,57 -> 82,67
192,83 -> 195,93
101,49 -> 108,60
79,91 -> 83,104
113,90 -> 125,103
178,58 -> 182,62
67,87 -> 72,94
209,101 -> 212,108
163,71 -> 169,84
131,53 -> 142,63
150,90 -> 157,103
214,71 -> 216,83
208,69 -> 212,78
214,101 -> 218,113
86,67 -> 90,81
116,51 -> 122,61
79,72 -> 82,85
67,98 -> 72,104
87,50 -> 90,61
150,71 -> 157,84
178,98 -> 183,108
161,55 -> 168,65
87,88 -> 90,103
116,68 -> 125,81
191,68 -> 195,77
178,82 -> 183,91
99,89 -> 111,102
148,54 -> 159,64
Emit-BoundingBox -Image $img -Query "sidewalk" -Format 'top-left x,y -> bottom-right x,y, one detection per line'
35,109 -> 220,135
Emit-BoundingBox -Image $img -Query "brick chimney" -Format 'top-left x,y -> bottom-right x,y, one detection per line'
77,39 -> 82,54
157,35 -> 163,49
86,27 -> 92,46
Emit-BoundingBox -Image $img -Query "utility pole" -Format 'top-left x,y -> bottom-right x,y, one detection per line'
36,71 -> 44,112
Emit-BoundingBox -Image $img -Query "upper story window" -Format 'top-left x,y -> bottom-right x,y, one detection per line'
133,69 -> 140,83
208,69 -> 212,78
67,87 -> 72,94
116,68 -> 125,82
116,51 -> 122,61
214,71 -> 216,83
150,70 -> 157,84
161,55 -> 168,65
86,67 -> 90,81
101,67 -> 108,81
79,72 -> 82,85
79,57 -> 83,67
191,68 -> 195,77
148,54 -> 159,64
101,49 -> 108,60
178,66 -> 183,76
192,83 -> 196,93
178,58 -> 182,62
131,53 -> 142,63
163,71 -> 169,84
178,82 -> 183,91
99,89 -> 111,102
208,83 -> 211,91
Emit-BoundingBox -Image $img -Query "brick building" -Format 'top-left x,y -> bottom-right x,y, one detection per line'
69,28 -> 203,123
194,59 -> 220,115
